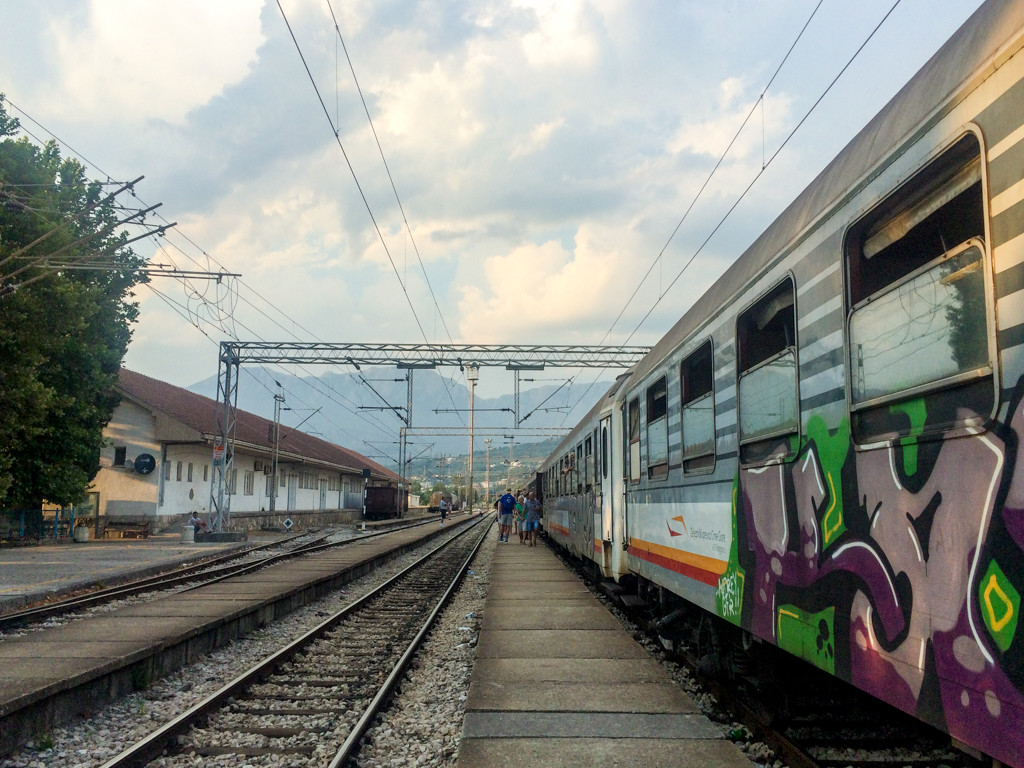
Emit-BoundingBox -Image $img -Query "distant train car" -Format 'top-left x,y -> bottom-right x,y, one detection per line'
539,4 -> 1024,766
427,491 -> 458,513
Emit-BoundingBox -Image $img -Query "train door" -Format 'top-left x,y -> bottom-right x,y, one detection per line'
600,416 -> 612,541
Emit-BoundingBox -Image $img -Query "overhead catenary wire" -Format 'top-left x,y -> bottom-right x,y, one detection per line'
596,0 -> 825,348
561,0 -> 901,425
1,96 -> 407,444
323,0 -> 469,431
323,0 -> 456,347
622,0 -> 903,346
276,0 -> 467,429
275,0 -> 428,343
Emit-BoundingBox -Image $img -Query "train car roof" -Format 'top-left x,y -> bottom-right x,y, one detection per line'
545,372 -> 632,465
626,0 -> 1024,389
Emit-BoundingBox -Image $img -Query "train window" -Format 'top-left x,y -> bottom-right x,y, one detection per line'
737,276 -> 799,463
601,425 -> 609,479
584,435 -> 593,490
845,133 -> 994,443
628,397 -> 641,482
576,444 -> 584,493
646,376 -> 669,479
680,340 -> 715,473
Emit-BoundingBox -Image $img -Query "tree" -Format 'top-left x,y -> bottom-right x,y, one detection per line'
0,96 -> 146,508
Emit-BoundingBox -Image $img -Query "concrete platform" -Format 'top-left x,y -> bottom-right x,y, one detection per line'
0,510 -> 444,614
0,533 -> 251,614
456,540 -> 751,768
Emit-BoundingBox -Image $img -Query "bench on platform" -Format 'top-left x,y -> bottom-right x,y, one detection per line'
102,520 -> 151,539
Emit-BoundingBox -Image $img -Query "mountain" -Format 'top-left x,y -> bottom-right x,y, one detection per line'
187,368 -> 614,471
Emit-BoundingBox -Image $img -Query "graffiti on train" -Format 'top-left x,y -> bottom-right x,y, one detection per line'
716,384 -> 1024,759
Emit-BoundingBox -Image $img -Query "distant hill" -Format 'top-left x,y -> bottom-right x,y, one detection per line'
187,368 -> 614,472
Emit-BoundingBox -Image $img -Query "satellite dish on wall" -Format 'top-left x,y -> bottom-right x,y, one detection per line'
134,453 -> 156,475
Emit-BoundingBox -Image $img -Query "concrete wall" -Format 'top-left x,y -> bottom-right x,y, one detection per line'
93,399 -> 161,518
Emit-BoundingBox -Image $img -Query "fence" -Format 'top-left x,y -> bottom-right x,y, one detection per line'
0,507 -> 82,544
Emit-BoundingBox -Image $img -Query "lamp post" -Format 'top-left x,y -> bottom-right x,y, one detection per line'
269,388 -> 284,512
484,438 -> 492,508
466,366 -> 478,510
506,434 -> 515,490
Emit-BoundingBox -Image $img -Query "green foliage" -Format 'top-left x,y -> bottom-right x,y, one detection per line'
32,732 -> 55,752
0,95 -> 146,508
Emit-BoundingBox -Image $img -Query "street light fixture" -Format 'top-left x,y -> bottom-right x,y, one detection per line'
269,385 -> 284,512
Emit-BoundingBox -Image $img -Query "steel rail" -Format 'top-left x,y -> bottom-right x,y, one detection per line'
97,516 -> 488,768
327,514 -> 490,767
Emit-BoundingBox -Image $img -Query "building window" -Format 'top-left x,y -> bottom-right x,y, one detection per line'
681,340 -> 715,473
646,376 -> 669,479
176,461 -> 183,481
203,464 -> 209,482
845,133 -> 992,444
244,471 -> 255,495
737,277 -> 798,464
113,446 -> 127,467
187,462 -> 193,482
227,468 -> 237,495
628,397 -> 641,482
164,461 -> 171,481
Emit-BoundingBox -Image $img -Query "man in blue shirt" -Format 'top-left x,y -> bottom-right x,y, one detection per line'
498,489 -> 516,542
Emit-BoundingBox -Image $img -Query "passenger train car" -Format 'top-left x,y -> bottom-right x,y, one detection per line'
537,3 -> 1024,766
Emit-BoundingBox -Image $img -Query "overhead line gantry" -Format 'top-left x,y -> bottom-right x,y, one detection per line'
210,342 -> 650,531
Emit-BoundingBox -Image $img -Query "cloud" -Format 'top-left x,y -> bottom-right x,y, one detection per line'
42,0 -> 264,126
3,0 -> 989,408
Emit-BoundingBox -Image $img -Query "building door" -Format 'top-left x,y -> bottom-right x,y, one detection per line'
287,475 -> 297,510
319,479 -> 327,511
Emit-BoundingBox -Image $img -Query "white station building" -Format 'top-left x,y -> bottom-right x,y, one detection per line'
87,369 -> 402,530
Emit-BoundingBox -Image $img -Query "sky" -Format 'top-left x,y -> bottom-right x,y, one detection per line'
0,0 -> 988,434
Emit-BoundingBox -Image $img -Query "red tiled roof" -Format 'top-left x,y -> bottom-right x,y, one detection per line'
117,369 -> 398,482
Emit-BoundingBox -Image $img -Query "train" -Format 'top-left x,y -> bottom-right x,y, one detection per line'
427,491 -> 459,513
536,3 -> 1024,766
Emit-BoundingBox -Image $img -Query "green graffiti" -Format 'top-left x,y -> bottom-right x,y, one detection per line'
777,604 -> 836,674
805,416 -> 850,547
980,559 -> 1020,652
889,397 -> 927,476
716,475 -> 745,625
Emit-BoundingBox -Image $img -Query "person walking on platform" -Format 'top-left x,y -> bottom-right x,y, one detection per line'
523,491 -> 542,547
498,488 -> 516,542
515,493 -> 527,544
439,495 -> 450,527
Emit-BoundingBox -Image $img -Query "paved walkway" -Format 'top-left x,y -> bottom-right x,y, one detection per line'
0,533 -> 251,613
456,539 -> 751,768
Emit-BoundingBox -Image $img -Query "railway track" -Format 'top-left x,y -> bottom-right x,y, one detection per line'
0,518 -> 438,634
96,516 -> 488,768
